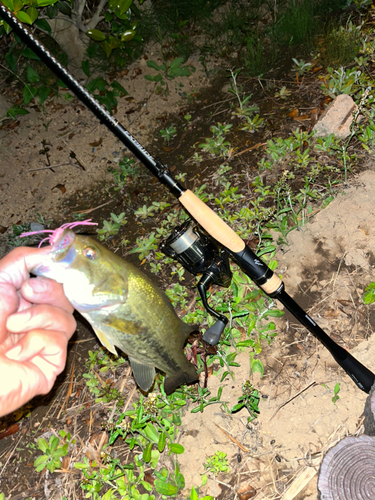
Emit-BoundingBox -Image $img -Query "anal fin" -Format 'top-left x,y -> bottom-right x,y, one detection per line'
129,357 -> 156,392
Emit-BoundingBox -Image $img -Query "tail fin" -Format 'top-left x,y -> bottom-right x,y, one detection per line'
164,363 -> 198,395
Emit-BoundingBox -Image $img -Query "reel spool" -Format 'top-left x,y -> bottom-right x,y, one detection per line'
160,220 -> 232,345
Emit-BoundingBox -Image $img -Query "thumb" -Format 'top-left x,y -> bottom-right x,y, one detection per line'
0,283 -> 19,342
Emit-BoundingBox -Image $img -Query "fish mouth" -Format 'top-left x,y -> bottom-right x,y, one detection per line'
49,229 -> 77,264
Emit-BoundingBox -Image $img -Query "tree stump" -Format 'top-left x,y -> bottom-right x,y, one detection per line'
317,435 -> 375,499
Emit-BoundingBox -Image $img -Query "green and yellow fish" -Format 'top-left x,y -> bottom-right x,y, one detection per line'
24,221 -> 198,394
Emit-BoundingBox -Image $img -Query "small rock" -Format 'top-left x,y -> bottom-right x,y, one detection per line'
313,94 -> 358,139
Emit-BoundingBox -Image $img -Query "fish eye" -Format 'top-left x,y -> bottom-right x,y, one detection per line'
83,247 -> 97,260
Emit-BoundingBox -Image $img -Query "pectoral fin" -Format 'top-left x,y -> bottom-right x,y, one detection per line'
129,357 -> 156,392
91,325 -> 118,355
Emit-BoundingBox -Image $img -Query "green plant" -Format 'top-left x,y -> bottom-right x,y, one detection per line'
199,123 -> 232,157
203,451 -> 229,476
231,381 -> 260,422
275,0 -> 316,47
97,213 -> 127,241
319,22 -> 362,69
129,232 -> 159,260
332,383 -> 340,404
1,0 -> 65,113
321,382 -> 341,404
7,222 -> 31,246
109,157 -> 139,190
160,126 -> 177,144
274,86 -> 291,99
145,57 -> 195,88
321,66 -> 365,98
85,0 -> 142,62
228,68 -> 258,117
83,349 -> 126,404
86,77 -> 128,112
241,114 -> 264,132
363,282 -> 375,304
292,58 -> 312,77
34,431 -> 73,473
183,386 -> 225,414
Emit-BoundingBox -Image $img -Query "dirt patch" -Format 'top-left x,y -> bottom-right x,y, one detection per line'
0,49 -> 217,228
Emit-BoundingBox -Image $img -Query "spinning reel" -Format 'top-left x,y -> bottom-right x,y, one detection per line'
160,220 -> 232,346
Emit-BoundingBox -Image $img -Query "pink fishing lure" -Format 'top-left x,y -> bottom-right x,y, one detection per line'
21,220 -> 98,247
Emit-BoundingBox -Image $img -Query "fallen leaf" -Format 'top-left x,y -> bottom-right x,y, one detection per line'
89,138 -> 103,147
68,132 -> 75,140
238,484 -> 256,500
0,423 -> 20,440
52,184 -> 66,194
313,65 -> 323,72
0,226 -> 7,234
319,96 -> 332,109
7,121 -> 20,130
294,114 -> 310,121
288,109 -> 299,119
310,108 -> 320,125
144,471 -> 155,487
53,104 -> 64,111
162,145 -> 173,152
61,456 -> 70,469
324,309 -> 340,318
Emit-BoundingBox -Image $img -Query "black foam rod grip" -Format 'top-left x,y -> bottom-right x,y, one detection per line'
276,288 -> 375,393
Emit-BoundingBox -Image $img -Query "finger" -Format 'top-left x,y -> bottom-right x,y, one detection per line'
5,329 -> 68,392
21,277 -> 74,314
0,330 -> 69,416
6,303 -> 77,341
0,282 -> 19,343
0,246 -> 51,288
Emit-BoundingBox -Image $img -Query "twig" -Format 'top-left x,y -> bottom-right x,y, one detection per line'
122,384 -> 137,413
214,423 -> 250,452
73,199 -> 115,214
270,382 -> 317,421
28,162 -> 73,172
233,142 -> 267,157
57,360 -> 75,419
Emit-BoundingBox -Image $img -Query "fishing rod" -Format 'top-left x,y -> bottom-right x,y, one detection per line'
1,3 -> 374,394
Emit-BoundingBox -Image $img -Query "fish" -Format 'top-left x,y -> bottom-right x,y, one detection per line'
23,221 -> 198,394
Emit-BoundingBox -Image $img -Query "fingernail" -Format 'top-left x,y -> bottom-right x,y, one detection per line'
6,310 -> 31,331
29,278 -> 48,293
5,345 -> 22,360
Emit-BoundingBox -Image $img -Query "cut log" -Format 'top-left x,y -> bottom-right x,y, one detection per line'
318,435 -> 375,499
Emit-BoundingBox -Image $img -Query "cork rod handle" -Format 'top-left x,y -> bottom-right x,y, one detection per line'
179,190 -> 245,253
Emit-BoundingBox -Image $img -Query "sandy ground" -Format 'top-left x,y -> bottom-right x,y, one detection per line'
178,170 -> 375,499
0,49 -> 217,227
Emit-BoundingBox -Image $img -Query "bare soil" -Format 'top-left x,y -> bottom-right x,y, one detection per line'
0,40 -> 374,500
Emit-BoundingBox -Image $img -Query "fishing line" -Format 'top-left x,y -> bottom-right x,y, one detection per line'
1,3 -> 374,393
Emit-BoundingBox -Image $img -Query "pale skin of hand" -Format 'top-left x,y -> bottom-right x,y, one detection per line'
0,247 -> 76,417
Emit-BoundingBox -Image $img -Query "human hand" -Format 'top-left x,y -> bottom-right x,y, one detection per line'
0,246 -> 76,417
